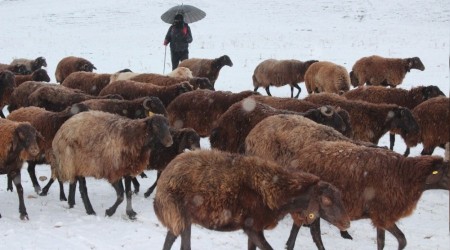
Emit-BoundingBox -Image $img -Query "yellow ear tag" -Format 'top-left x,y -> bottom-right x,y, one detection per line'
148,111 -> 154,117
432,171 -> 439,175
308,213 -> 315,219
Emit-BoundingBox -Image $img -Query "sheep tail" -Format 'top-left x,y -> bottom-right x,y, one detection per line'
349,71 -> 359,87
154,194 -> 186,236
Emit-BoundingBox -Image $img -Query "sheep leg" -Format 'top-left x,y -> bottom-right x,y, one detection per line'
386,224 -> 406,250
10,172 -> 28,220
67,181 -> 77,208
58,180 -> 67,201
285,223 -> 301,250
78,177 -> 96,215
264,86 -> 272,96
6,175 -> 13,191
340,230 -> 353,240
180,224 -> 192,250
162,231 -> 178,250
403,147 -> 410,157
40,178 -> 55,196
253,86 -> 259,92
292,84 -> 301,98
389,133 -> 396,150
124,176 -> 137,219
27,161 -> 41,193
376,228 -> 385,250
421,146 -> 435,155
0,110 -> 5,118
140,172 -> 147,178
244,229 -> 273,250
144,170 -> 161,198
105,179 -> 124,217
131,177 -> 140,194
310,219 -> 326,250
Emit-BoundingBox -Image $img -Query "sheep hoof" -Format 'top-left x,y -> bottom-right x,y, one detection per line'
34,186 -> 42,194
20,213 -> 29,220
340,231 -> 353,240
60,195 -> 67,201
39,191 -> 48,197
127,210 -> 137,220
105,208 -> 116,217
86,210 -> 96,216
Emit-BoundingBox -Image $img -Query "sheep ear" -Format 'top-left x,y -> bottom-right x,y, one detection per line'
425,166 -> 444,185
178,133 -> 188,153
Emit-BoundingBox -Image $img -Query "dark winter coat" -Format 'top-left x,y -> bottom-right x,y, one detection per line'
164,24 -> 193,52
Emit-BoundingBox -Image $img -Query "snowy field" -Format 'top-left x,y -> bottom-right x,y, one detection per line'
0,0 -> 449,249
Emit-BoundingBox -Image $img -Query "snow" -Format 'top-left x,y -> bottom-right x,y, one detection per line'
0,0 -> 449,249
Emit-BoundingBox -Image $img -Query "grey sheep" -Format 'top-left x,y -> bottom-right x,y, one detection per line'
178,55 -> 233,86
10,57 -> 47,72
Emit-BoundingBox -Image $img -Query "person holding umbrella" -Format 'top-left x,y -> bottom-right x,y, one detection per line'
163,13 -> 193,70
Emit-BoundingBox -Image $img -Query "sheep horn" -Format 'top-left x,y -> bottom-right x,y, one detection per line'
143,97 -> 152,110
320,106 -> 333,117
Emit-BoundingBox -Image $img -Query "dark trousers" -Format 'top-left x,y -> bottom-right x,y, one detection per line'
171,50 -> 189,70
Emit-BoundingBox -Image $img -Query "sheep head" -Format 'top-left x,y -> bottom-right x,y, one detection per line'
214,55 -> 233,68
142,96 -> 168,117
407,57 -> 425,71
11,64 -> 29,75
33,57 -> 47,69
305,106 -> 347,135
424,158 -> 449,190
33,69 -> 51,82
14,123 -> 41,160
386,107 -> 420,142
145,114 -> 173,148
177,128 -> 201,153
422,85 -> 446,99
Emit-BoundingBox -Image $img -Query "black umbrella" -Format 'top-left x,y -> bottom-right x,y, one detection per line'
161,4 -> 206,24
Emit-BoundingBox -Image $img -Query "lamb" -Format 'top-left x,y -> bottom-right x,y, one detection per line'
343,85 -> 446,150
252,95 -> 353,137
252,59 -> 318,98
7,103 -> 89,199
10,57 -> 47,72
305,92 -> 419,144
99,80 -> 193,106
129,73 -> 214,90
402,96 -> 449,156
55,56 -> 97,83
0,63 -> 28,75
304,61 -> 351,95
51,111 -> 173,219
178,55 -> 233,86
349,55 -> 425,87
0,118 -> 41,220
284,140 -> 449,250
153,149 -> 350,250
140,127 -> 201,198
166,89 -> 260,137
0,70 -> 15,118
166,66 -> 193,79
14,69 -> 51,86
210,98 -> 346,154
80,96 -> 167,119
27,84 -> 123,112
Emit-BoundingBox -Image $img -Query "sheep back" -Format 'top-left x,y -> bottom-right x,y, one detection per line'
253,59 -> 317,88
178,55 -> 233,85
62,71 -> 112,95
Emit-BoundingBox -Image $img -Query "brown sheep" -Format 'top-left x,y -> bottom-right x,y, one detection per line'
154,149 -> 350,250
0,70 -> 15,118
166,89 -> 260,137
252,59 -> 318,98
402,96 -> 450,156
80,96 -> 167,119
343,85 -> 446,150
14,69 -> 50,87
349,55 -> 425,87
0,118 -> 41,220
129,72 -> 214,90
284,141 -> 449,250
55,56 -> 96,83
210,98 -> 346,154
52,111 -> 173,219
139,127 -> 201,198
7,104 -> 89,199
305,92 -> 419,145
10,57 -> 47,72
99,80 -> 193,107
61,71 -> 114,96
252,95 -> 353,137
178,55 -> 233,86
7,81 -> 50,113
28,84 -> 122,112
0,63 -> 28,75
304,61 -> 350,95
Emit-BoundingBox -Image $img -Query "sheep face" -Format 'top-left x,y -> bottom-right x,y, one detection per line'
423,85 -> 445,99
34,57 -> 47,69
386,107 -> 420,139
143,97 -> 168,117
179,130 -> 201,153
218,55 -> 233,68
14,123 -> 41,159
424,160 -> 449,190
195,77 -> 215,90
309,106 -> 347,135
146,115 -> 173,148
314,181 -> 350,231
407,57 -> 425,71
34,69 -> 51,82
78,62 -> 96,72
1,70 -> 15,87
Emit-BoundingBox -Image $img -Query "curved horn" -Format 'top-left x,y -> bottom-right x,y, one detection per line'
320,106 -> 334,117
143,97 -> 152,110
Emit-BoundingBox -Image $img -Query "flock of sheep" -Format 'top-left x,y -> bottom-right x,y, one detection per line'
0,54 -> 449,250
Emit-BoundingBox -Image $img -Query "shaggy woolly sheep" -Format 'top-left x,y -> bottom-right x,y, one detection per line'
52,111 -> 173,219
7,81 -> 50,113
304,61 -> 350,95
55,56 -> 96,83
14,69 -> 50,86
252,59 -> 318,98
10,57 -> 47,72
210,98 -> 346,154
178,55 -> 233,86
305,92 -> 419,144
0,118 -> 41,220
0,70 -> 15,118
7,104 -> 89,198
343,85 -> 446,151
285,141 -> 449,250
166,89 -> 260,137
62,71 -> 114,96
99,80 -> 193,106
166,66 -> 193,79
154,149 -> 350,250
0,63 -> 28,75
349,55 -> 425,87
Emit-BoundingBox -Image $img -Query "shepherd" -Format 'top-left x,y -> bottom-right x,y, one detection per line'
163,14 -> 193,70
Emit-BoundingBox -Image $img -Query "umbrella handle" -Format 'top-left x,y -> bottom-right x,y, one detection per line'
163,46 -> 167,74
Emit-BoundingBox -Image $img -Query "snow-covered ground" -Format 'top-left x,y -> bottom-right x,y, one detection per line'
0,0 -> 448,249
